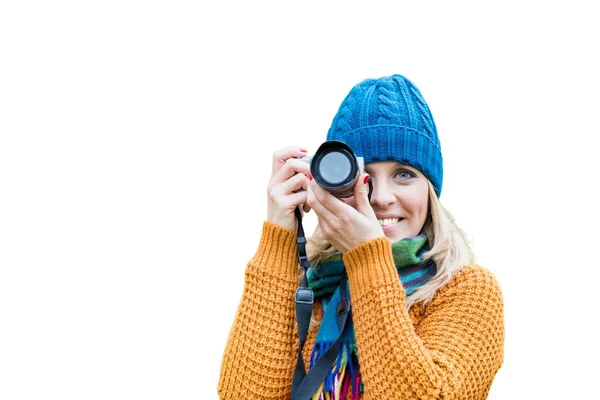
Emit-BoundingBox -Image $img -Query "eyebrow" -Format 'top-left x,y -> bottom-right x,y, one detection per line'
365,162 -> 416,172
364,163 -> 422,178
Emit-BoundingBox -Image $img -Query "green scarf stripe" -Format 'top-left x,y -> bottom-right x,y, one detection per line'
390,235 -> 428,266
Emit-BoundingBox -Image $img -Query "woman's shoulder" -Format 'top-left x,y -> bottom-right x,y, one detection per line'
452,264 -> 500,286
434,264 -> 503,301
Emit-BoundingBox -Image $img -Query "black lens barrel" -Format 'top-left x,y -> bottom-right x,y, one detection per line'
310,141 -> 360,198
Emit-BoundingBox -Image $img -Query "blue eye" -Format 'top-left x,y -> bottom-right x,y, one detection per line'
395,169 -> 415,180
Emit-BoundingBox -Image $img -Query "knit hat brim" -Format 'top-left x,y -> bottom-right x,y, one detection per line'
332,124 -> 443,196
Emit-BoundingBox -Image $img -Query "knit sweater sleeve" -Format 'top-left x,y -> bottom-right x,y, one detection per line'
343,237 -> 504,400
217,221 -> 301,399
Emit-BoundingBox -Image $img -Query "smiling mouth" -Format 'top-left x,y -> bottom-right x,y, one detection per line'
378,217 -> 403,226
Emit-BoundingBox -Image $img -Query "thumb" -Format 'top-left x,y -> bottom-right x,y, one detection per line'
354,173 -> 374,217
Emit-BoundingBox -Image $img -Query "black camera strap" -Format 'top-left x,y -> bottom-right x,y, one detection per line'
291,207 -> 352,400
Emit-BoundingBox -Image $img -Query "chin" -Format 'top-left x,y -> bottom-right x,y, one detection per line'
384,227 -> 420,242
383,230 -> 403,242
382,223 -> 405,242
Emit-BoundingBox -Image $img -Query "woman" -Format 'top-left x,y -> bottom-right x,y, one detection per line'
218,74 -> 504,399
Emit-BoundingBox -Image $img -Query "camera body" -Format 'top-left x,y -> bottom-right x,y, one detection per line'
300,140 -> 368,198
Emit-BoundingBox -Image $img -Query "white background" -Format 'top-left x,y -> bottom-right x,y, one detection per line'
1,1 -> 599,399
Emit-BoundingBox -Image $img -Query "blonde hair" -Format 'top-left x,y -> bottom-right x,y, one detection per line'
306,180 -> 473,309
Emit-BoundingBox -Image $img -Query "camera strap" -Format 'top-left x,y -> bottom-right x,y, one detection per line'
291,207 -> 352,400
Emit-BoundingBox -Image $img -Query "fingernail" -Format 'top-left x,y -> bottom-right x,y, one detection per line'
363,175 -> 370,185
299,147 -> 308,152
308,173 -> 313,181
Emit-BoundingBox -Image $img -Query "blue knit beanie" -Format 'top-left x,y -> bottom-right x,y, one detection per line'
326,74 -> 443,197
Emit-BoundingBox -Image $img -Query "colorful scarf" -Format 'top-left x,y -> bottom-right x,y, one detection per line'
305,234 -> 437,399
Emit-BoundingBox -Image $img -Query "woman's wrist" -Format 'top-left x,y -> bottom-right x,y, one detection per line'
248,221 -> 300,281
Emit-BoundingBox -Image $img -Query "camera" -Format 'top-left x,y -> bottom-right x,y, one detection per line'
300,140 -> 372,199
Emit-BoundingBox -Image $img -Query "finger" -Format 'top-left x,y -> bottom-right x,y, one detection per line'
354,173 -> 376,219
270,158 -> 311,186
271,146 -> 308,177
269,182 -> 308,209
302,203 -> 311,213
306,180 -> 339,222
285,191 -> 309,209
275,170 -> 310,196
309,178 -> 351,216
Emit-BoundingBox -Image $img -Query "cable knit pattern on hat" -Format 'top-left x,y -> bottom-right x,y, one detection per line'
218,222 -> 504,399
327,75 -> 444,196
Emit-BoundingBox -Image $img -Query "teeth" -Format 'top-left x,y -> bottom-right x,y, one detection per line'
378,218 -> 400,226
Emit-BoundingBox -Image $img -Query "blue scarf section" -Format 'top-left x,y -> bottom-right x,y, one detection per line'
305,234 -> 437,399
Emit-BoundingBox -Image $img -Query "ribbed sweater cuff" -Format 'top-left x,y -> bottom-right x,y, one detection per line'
248,221 -> 299,281
342,237 -> 406,298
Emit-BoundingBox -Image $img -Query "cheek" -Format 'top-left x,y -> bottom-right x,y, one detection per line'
403,186 -> 429,218
400,188 -> 429,236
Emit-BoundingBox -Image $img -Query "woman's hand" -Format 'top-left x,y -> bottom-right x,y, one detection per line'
307,173 -> 385,253
266,146 -> 312,232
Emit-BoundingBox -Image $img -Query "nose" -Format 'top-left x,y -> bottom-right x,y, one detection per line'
369,178 -> 395,208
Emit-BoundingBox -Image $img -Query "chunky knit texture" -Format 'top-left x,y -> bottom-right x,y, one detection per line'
307,234 -> 437,398
218,222 -> 504,399
327,74 -> 444,196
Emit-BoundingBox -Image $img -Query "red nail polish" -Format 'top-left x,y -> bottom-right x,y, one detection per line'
308,173 -> 313,181
363,175 -> 370,184
299,147 -> 308,152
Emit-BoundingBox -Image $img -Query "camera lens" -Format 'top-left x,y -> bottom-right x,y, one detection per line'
310,141 -> 360,198
318,152 -> 352,185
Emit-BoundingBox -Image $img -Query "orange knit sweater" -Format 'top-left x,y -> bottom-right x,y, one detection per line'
218,222 -> 504,399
